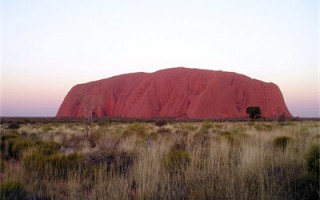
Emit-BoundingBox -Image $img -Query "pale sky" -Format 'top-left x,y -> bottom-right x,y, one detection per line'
1,0 -> 319,117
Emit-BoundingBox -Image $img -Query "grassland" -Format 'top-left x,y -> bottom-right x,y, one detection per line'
0,119 -> 319,200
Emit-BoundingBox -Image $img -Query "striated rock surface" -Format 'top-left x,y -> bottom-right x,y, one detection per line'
56,67 -> 292,119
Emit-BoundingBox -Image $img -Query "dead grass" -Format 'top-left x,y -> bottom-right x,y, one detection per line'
0,120 -> 319,199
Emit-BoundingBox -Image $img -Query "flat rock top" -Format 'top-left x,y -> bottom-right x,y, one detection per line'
57,67 -> 292,119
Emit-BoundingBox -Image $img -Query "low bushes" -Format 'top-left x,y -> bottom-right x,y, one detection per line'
1,134 -> 35,160
1,136 -> 17,160
199,121 -> 213,134
22,151 -> 84,180
61,132 -> 100,150
273,136 -> 292,150
305,143 -> 320,191
155,119 -> 167,127
22,148 -> 136,180
0,159 -> 5,173
1,132 -> 20,141
157,127 -> 171,135
123,122 -> 148,137
219,131 -> 235,144
254,123 -> 274,131
35,141 -> 61,156
86,150 -> 135,176
305,144 -> 320,178
201,121 -> 213,130
295,143 -> 320,200
163,150 -> 191,173
0,180 -> 27,200
193,132 -> 209,147
1,133 -> 61,160
11,139 -> 35,159
7,123 -> 20,129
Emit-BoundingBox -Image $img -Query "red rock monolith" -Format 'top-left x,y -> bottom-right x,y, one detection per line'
56,67 -> 292,119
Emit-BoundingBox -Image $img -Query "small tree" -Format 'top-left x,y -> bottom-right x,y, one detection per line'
246,106 -> 261,121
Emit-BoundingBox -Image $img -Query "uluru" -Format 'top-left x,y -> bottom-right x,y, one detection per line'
56,67 -> 292,119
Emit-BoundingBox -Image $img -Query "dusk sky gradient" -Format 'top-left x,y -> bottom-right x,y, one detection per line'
1,0 -> 319,117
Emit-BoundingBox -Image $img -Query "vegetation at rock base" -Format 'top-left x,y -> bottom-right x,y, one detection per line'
246,106 -> 261,120
155,119 -> 167,127
0,119 -> 319,199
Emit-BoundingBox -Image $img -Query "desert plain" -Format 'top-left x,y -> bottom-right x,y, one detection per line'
0,118 -> 319,200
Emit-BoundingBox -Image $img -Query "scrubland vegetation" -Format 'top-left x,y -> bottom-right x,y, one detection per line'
0,119 -> 319,199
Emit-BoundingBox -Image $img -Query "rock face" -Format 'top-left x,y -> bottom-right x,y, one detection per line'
56,67 -> 292,119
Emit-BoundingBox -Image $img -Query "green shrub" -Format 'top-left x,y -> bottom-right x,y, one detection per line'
293,174 -> 319,200
28,133 -> 40,141
146,131 -> 158,141
1,133 -> 19,157
246,106 -> 261,120
183,124 -> 198,132
66,123 -> 75,129
155,119 -> 167,127
48,153 -> 84,177
114,151 -> 135,175
86,150 -> 135,175
157,127 -> 171,135
220,131 -> 232,137
214,123 -> 223,129
229,125 -> 245,135
193,132 -> 210,147
305,144 -> 320,179
303,144 -> 320,199
172,140 -> 187,151
1,138 -> 16,160
220,131 -> 232,140
311,135 -> 320,144
201,121 -> 212,130
87,132 -> 101,148
1,134 -> 35,160
22,151 -> 84,179
0,180 -> 27,200
42,125 -> 53,132
220,131 -> 241,146
163,150 -> 191,173
124,122 -> 147,137
0,159 -> 5,173
1,133 -> 19,141
62,134 -> 84,150
254,123 -> 273,131
198,121 -> 213,135
11,138 -> 35,159
199,127 -> 209,135
35,141 -> 61,155
273,136 -> 292,150
7,123 -> 20,129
